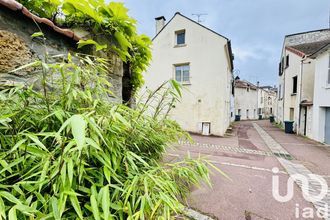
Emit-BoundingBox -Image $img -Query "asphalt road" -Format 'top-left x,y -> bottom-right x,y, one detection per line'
167,120 -> 328,220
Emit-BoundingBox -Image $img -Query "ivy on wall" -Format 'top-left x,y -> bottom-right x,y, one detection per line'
18,0 -> 152,92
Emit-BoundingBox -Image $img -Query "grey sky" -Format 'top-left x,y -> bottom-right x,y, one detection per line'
120,0 -> 330,86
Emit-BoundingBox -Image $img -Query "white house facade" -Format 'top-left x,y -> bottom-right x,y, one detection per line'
234,78 -> 258,120
310,44 -> 330,144
277,29 -> 330,144
259,86 -> 277,118
141,13 -> 234,136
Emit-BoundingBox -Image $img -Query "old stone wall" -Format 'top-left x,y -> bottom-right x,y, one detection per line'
285,29 -> 330,46
0,7 -> 123,100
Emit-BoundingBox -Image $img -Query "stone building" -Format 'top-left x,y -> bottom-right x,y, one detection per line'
0,0 -> 128,102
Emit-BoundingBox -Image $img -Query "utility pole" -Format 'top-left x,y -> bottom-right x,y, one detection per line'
192,13 -> 208,23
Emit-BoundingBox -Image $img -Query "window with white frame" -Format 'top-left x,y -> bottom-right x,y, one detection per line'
175,64 -> 190,83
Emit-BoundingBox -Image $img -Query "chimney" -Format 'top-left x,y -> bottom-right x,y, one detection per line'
155,16 -> 166,35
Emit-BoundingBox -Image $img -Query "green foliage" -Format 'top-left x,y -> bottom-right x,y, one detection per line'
0,55 -> 218,219
17,0 -> 152,92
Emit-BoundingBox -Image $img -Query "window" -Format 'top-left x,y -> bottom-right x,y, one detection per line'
292,76 -> 298,94
247,86 -> 250,92
258,108 -> 262,114
260,97 -> 263,104
279,84 -> 281,99
279,62 -> 283,76
175,64 -> 190,83
286,55 -> 289,68
238,109 -> 241,115
176,30 -> 185,45
246,109 -> 249,119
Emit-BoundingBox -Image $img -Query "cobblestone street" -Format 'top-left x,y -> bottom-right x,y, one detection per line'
167,120 -> 330,220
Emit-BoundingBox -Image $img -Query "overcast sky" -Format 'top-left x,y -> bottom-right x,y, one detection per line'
120,0 -> 330,86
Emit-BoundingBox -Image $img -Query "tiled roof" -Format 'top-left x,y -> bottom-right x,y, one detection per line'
0,0 -> 81,41
235,79 -> 257,90
290,39 -> 330,56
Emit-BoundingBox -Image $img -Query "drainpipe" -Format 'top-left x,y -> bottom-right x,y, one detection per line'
297,57 -> 311,135
257,81 -> 260,119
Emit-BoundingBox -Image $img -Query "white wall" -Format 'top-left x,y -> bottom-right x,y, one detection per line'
235,87 -> 258,120
278,49 -> 315,134
312,51 -> 330,143
141,14 -> 233,136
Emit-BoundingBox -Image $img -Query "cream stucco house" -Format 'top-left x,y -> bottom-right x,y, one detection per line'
258,86 -> 277,119
234,77 -> 258,120
277,29 -> 330,144
141,12 -> 234,136
309,42 -> 330,144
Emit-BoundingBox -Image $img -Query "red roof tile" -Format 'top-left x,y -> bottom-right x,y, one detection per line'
0,0 -> 81,41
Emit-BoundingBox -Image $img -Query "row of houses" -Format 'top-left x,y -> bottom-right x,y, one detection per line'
141,12 -> 276,136
234,77 -> 277,120
277,29 -> 330,145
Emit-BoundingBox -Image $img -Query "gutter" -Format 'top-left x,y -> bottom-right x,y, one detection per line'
0,0 -> 81,41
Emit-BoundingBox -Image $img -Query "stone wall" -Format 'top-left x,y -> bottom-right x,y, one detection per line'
0,6 -> 124,100
285,29 -> 330,47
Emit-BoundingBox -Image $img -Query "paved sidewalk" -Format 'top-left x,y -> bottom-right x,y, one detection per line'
255,120 -> 330,182
254,122 -> 330,219
167,121 -> 319,219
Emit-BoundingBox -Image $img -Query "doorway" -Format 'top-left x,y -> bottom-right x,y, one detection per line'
325,108 -> 330,144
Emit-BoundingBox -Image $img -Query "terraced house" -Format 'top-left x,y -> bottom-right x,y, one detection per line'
141,12 -> 234,136
277,29 -> 330,144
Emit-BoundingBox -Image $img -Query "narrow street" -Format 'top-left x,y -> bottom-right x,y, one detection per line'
168,120 -> 330,220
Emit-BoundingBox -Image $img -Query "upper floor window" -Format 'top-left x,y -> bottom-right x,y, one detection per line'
286,55 -> 289,68
175,64 -> 190,83
175,30 -> 185,45
292,76 -> 298,94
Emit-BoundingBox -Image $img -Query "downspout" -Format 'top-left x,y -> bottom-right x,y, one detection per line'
282,54 -> 285,125
297,56 -> 310,135
297,58 -> 305,135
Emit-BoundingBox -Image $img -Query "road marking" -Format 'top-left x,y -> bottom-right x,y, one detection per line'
178,141 -> 273,157
212,161 -> 288,174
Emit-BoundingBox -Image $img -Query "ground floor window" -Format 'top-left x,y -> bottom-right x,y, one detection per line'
175,64 -> 190,83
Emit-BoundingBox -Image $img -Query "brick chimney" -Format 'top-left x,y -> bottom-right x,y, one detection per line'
155,16 -> 166,35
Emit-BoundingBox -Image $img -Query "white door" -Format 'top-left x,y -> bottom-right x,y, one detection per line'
325,108 -> 330,145
202,122 -> 210,136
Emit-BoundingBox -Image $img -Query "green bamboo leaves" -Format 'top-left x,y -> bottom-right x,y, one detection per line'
70,115 -> 86,152
0,55 -> 223,219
